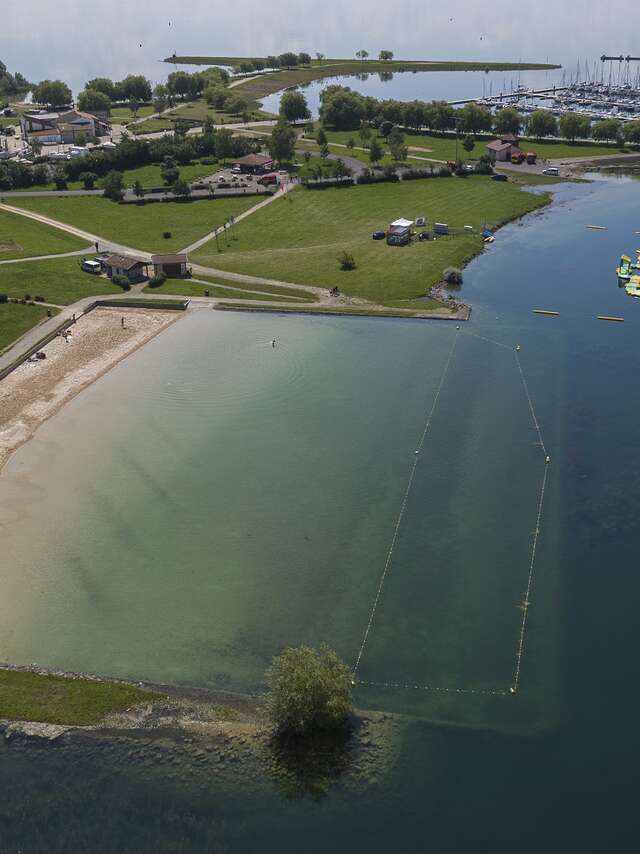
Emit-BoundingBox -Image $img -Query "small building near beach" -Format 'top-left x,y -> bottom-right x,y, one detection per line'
151,253 -> 189,278
485,139 -> 513,162
102,254 -> 149,283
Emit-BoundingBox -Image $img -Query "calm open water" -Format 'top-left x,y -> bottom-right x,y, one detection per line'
0,173 -> 639,851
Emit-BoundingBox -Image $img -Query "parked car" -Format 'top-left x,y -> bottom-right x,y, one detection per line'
372,231 -> 386,240
257,173 -> 278,186
491,173 -> 509,182
542,167 -> 560,176
526,152 -> 538,165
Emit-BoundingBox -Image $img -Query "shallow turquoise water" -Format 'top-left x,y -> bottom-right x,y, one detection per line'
1,173 -> 639,851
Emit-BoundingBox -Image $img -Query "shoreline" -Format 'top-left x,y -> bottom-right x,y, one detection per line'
0,306 -> 182,476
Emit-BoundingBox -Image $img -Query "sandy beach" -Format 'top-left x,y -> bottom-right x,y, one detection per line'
0,307 -> 181,472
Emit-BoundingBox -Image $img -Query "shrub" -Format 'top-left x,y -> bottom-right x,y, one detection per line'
111,274 -> 131,290
147,272 -> 167,288
24,293 -> 31,301
200,156 -> 216,165
266,645 -> 353,737
0,294 -> 7,304
403,167 -> 435,180
339,250 -> 357,271
443,267 -> 463,286
162,231 -> 172,239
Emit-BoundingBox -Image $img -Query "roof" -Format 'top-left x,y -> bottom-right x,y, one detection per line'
27,128 -> 62,137
391,218 -> 414,228
500,133 -> 519,142
103,254 -> 146,270
486,140 -> 512,152
233,153 -> 273,166
151,254 -> 188,264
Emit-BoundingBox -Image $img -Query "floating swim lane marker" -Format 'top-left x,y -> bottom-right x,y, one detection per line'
597,315 -> 624,322
533,309 -> 560,316
587,225 -> 608,230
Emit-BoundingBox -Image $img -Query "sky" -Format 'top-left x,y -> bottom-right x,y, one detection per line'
3,0 -> 639,94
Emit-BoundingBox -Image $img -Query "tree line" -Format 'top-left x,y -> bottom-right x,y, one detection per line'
317,85 -> 640,145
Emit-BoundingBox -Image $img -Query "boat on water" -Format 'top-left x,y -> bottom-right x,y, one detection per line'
615,254 -> 640,281
625,275 -> 640,298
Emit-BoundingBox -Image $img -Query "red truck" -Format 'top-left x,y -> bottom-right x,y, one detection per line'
257,173 -> 278,186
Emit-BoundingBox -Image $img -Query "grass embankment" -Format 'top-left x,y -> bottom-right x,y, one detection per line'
0,303 -> 58,352
145,273 -> 317,302
134,98 -> 273,134
0,208 -> 87,260
0,669 -> 162,726
10,196 -> 260,253
193,177 -> 549,304
0,257 -> 122,304
28,160 -> 221,193
313,127 -> 630,164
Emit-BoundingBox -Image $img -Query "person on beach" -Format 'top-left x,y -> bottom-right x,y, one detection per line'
272,338 -> 276,347
95,241 -> 99,252
121,317 -> 125,329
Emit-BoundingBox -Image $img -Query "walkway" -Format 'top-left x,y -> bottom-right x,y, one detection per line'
0,247 -> 94,266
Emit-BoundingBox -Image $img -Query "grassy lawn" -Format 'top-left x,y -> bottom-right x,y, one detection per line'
192,178 -> 549,304
110,104 -> 155,122
28,160 -> 220,192
10,195 -> 261,253
0,669 -> 162,726
0,303 -> 57,352
145,272 -> 317,301
298,138 -> 426,170
0,208 -> 87,260
312,128 -> 631,163
133,99 -> 271,134
0,257 -> 123,304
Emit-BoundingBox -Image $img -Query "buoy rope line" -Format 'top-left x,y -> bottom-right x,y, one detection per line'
512,463 -> 549,693
358,679 -> 508,696
352,333 -> 552,699
352,329 -> 460,677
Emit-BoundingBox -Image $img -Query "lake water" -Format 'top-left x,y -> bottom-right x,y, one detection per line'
1,173 -> 639,850
260,67 -> 566,116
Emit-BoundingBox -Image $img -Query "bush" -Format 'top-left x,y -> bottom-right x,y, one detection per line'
403,167 -> 435,180
339,250 -> 357,271
357,169 -> 399,185
0,294 -> 7,304
200,156 -> 216,165
147,272 -> 167,288
443,267 -> 463,286
162,231 -> 172,239
266,645 -> 353,737
304,177 -> 354,190
111,274 -> 131,290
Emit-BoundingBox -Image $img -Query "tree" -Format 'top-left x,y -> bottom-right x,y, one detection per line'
278,52 -> 299,68
462,134 -> 475,153
315,53 -> 325,61
425,100 -> 455,134
120,74 -> 152,103
172,177 -> 191,198
379,120 -> 394,138
298,52 -> 312,66
269,120 -> 297,163
85,77 -> 117,100
369,138 -> 383,165
215,127 -> 234,161
559,111 -> 591,143
494,107 -> 522,136
379,50 -> 394,61
623,120 -> 640,145
226,94 -> 249,115
102,170 -> 124,201
355,50 -> 369,61
266,645 -> 353,737
132,179 -> 144,198
526,109 -> 557,140
153,84 -> 168,113
52,168 -> 67,190
316,127 -> 328,146
78,171 -> 98,189
32,79 -> 72,108
457,102 -> 492,136
77,88 -> 111,114
359,121 -> 372,144
319,143 -> 329,159
205,84 -> 228,110
346,137 -> 355,150
387,125 -> 405,160
280,91 -> 310,123
319,86 -> 366,130
592,118 -> 622,144
161,159 -> 180,185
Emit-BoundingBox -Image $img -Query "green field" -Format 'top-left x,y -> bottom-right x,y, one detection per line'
192,178 -> 549,303
0,669 -> 161,726
133,98 -> 272,134
0,302 -> 56,352
0,257 -> 123,305
10,196 -> 261,253
28,160 -> 221,192
298,138 -> 426,170
314,128 -> 628,163
0,208 -> 87,260
110,104 -> 155,122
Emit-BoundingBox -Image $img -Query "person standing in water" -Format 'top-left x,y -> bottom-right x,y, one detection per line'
272,338 -> 276,347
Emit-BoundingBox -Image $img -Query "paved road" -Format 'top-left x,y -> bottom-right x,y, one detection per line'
0,247 -> 94,266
